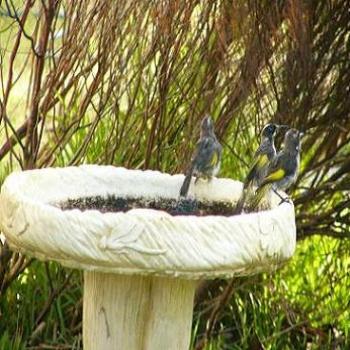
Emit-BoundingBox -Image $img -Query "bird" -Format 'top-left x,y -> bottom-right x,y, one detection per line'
179,115 -> 222,198
234,123 -> 288,214
249,128 -> 303,211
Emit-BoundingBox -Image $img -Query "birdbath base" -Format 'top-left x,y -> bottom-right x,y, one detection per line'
84,272 -> 196,350
0,165 -> 296,350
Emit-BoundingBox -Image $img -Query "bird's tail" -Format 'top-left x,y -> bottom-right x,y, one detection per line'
234,189 -> 247,214
249,183 -> 272,211
180,167 -> 194,197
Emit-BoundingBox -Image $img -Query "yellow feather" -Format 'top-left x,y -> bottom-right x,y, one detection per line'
264,168 -> 285,183
256,154 -> 269,168
210,152 -> 218,166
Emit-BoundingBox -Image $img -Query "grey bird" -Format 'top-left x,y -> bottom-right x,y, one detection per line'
179,115 -> 222,198
234,123 -> 288,214
249,128 -> 303,210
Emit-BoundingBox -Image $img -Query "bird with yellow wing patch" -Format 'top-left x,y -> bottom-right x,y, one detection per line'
179,115 -> 222,198
234,123 -> 288,214
249,128 -> 303,211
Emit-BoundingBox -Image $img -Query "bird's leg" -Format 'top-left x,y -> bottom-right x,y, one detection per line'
272,188 -> 291,205
194,176 -> 199,184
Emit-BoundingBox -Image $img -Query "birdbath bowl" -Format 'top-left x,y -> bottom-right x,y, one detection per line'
0,165 -> 296,349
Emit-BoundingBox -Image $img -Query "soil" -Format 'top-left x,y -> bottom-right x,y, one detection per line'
57,195 -> 236,216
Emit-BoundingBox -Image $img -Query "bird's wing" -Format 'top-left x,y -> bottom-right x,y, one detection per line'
216,140 -> 223,160
209,148 -> 220,166
244,153 -> 269,186
192,138 -> 209,161
192,137 -> 218,167
259,154 -> 285,187
262,168 -> 285,184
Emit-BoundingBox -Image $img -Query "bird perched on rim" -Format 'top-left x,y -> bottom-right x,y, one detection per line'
249,128 -> 303,211
234,123 -> 288,214
179,115 -> 222,198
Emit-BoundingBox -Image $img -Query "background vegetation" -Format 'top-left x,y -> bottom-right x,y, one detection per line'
0,0 -> 349,349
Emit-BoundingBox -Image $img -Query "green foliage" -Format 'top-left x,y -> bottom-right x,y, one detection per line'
0,332 -> 25,350
194,236 -> 350,349
0,261 -> 82,349
0,0 -> 349,349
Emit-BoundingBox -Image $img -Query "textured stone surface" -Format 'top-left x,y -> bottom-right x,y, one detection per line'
0,165 -> 296,279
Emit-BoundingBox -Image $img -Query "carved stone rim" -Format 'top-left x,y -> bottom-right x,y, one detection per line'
0,165 -> 296,279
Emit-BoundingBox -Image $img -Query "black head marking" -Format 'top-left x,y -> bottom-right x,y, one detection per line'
261,123 -> 278,139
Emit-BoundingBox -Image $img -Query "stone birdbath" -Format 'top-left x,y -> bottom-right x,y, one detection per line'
0,165 -> 296,349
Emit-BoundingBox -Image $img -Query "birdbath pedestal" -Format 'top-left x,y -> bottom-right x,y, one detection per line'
0,165 -> 296,350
